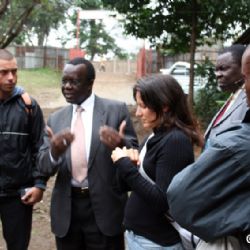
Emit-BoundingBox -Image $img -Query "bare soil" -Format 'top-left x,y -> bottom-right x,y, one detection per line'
0,72 -> 144,250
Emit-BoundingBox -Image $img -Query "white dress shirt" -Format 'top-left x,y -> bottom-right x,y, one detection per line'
50,93 -> 95,187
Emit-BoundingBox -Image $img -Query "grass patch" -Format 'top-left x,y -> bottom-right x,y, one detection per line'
18,68 -> 61,92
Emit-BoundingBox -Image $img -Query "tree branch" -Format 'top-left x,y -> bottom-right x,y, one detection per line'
0,0 -> 9,17
0,4 -> 36,48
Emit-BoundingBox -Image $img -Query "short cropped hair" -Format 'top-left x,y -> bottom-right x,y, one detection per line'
219,44 -> 246,67
67,57 -> 95,83
0,49 -> 14,60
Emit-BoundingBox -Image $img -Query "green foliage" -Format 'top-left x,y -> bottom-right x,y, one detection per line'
102,0 -> 250,105
102,0 -> 250,53
22,0 -> 71,46
194,59 -> 229,129
0,0 -> 70,48
0,0 -> 38,48
71,0 -> 127,60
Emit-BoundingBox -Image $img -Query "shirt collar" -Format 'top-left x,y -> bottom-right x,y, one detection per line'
72,93 -> 95,113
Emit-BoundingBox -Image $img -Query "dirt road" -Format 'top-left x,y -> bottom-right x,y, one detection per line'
39,72 -> 136,109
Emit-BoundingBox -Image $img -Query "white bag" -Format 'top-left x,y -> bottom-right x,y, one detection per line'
170,220 -> 200,250
196,236 -> 241,250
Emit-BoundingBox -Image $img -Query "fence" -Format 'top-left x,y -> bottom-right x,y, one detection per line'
7,46 -> 69,70
136,46 -> 220,78
161,46 -> 220,69
7,45 -> 219,76
7,45 -> 137,74
92,59 -> 137,75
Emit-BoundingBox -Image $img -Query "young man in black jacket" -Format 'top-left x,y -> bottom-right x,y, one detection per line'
0,49 -> 47,250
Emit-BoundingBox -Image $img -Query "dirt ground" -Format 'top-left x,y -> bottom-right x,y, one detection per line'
0,72 -> 144,250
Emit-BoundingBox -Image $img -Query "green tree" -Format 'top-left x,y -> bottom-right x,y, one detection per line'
102,0 -> 250,106
71,0 -> 127,60
194,59 -> 229,128
0,0 -> 39,48
22,0 -> 71,46
0,0 -> 70,48
0,0 -> 9,16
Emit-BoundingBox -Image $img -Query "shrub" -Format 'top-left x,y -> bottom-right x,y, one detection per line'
194,59 -> 229,129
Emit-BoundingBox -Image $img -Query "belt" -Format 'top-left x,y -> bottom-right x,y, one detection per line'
71,187 -> 89,198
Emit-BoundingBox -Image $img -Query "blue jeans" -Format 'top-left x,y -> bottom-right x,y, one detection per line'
125,230 -> 184,250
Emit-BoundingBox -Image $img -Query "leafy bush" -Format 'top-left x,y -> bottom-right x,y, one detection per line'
194,59 -> 229,129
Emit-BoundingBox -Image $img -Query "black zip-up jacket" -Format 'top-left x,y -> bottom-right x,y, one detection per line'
0,86 -> 47,196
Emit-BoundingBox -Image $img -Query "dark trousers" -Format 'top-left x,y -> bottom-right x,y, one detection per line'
56,193 -> 125,250
0,196 -> 32,250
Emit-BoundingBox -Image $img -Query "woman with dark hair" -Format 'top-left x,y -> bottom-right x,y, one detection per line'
111,74 -> 203,250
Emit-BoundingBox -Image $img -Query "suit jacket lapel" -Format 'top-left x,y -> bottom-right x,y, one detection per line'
204,98 -> 230,138
215,89 -> 246,126
205,89 -> 245,138
88,96 -> 105,170
58,105 -> 73,172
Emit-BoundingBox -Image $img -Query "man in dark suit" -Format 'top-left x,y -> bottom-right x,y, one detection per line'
204,44 -> 248,147
37,57 -> 138,250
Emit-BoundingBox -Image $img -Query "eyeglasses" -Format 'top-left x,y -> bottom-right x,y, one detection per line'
61,79 -> 82,86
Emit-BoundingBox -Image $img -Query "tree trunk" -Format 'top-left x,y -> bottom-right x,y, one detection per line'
89,20 -> 96,60
43,46 -> 47,68
188,0 -> 198,108
156,44 -> 163,72
38,34 -> 45,46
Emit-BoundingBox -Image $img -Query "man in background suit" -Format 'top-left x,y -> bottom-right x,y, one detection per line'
204,44 -> 248,147
37,57 -> 138,250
